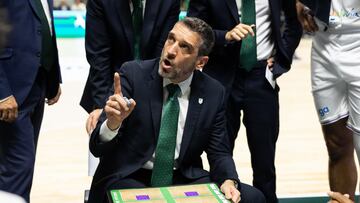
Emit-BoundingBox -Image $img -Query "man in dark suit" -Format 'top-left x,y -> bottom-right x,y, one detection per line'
88,17 -> 266,203
80,0 -> 180,134
0,0 -> 61,202
187,1 -> 302,202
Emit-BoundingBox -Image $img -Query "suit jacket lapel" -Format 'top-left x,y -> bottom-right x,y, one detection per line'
141,0 -> 163,54
225,0 -> 240,23
178,71 -> 204,162
149,61 -> 163,139
115,0 -> 134,55
28,0 -> 41,20
29,0 -> 55,25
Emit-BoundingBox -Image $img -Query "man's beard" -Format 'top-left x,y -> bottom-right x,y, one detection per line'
158,64 -> 177,80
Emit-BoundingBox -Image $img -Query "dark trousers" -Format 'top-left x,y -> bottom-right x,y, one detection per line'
227,62 -> 279,203
0,71 -> 46,202
104,168 -> 265,203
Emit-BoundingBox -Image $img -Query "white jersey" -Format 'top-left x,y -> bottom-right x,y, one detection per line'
311,0 -> 360,133
328,0 -> 360,32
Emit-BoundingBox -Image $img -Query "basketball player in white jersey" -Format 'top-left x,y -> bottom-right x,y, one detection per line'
297,0 -> 360,200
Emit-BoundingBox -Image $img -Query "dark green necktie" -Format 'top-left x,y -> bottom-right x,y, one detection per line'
151,84 -> 181,187
239,0 -> 257,71
131,0 -> 143,60
33,0 -> 55,72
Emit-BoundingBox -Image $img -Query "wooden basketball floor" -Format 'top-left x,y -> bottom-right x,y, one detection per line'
29,38 -> 359,202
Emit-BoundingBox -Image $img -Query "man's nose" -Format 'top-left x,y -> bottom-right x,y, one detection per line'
166,43 -> 178,59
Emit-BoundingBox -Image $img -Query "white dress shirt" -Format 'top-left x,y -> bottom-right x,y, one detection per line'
328,0 -> 360,31
99,73 -> 194,170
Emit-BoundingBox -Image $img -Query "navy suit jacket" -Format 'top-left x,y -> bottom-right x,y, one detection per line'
88,59 -> 239,203
0,0 -> 61,105
187,0 -> 302,87
300,0 -> 331,24
80,0 -> 180,113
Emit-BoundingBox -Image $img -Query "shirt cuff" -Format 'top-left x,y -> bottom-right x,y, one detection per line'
0,96 -> 11,103
99,120 -> 121,142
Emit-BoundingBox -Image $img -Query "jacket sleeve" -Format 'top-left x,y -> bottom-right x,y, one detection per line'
0,5 -> 12,100
272,0 -> 302,78
187,0 -> 228,47
299,0 -> 317,11
206,86 -> 241,188
84,0 -> 114,110
0,48 -> 13,100
282,0 -> 302,59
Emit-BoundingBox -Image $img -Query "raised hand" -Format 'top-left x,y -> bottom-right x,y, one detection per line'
225,23 -> 255,42
105,72 -> 136,130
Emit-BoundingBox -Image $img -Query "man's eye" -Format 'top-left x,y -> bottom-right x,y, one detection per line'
180,44 -> 189,50
167,36 -> 175,42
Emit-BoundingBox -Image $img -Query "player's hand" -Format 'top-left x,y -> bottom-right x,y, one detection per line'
296,0 -> 318,33
220,180 -> 241,203
47,85 -> 61,105
86,108 -> 103,134
0,95 -> 18,123
105,72 -> 136,130
327,191 -> 354,203
225,23 -> 255,42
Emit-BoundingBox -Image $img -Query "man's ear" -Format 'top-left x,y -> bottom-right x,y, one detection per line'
195,56 -> 209,70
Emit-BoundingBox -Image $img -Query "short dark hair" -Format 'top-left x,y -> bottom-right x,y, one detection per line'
180,17 -> 214,56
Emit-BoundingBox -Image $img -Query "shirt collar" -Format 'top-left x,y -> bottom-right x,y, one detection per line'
163,73 -> 193,96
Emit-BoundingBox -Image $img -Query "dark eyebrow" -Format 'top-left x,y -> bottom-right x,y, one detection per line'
182,40 -> 194,51
168,32 -> 175,38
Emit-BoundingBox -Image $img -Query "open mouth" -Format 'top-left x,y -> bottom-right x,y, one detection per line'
163,58 -> 172,67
